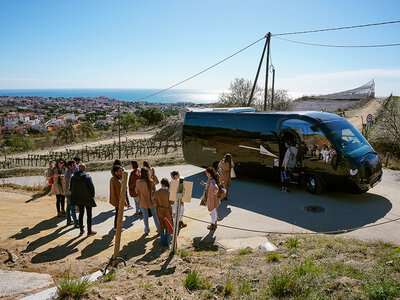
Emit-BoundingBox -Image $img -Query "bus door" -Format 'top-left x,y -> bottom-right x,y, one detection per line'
260,130 -> 280,180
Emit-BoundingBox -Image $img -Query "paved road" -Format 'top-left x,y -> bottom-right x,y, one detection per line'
3,165 -> 400,245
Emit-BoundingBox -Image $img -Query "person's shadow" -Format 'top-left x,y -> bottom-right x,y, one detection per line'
30,235 -> 86,263
217,200 -> 231,221
147,252 -> 176,277
11,216 -> 62,240
76,234 -> 114,260
193,230 -> 217,252
22,226 -> 75,253
118,233 -> 158,262
92,210 -> 115,226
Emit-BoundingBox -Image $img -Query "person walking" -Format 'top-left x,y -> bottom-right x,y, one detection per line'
170,171 -> 187,228
154,178 -> 174,246
51,158 -> 66,217
128,160 -> 142,216
282,142 -> 298,193
218,153 -> 234,200
135,167 -> 160,234
113,159 -> 132,210
109,165 -> 128,232
70,163 -> 97,237
199,167 -> 222,231
64,160 -> 79,227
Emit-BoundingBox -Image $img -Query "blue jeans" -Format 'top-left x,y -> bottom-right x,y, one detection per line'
141,206 -> 159,234
160,230 -> 171,246
66,195 -> 78,225
134,196 -> 141,214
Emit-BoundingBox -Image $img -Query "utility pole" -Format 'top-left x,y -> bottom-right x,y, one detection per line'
247,36 -> 269,107
118,103 -> 121,159
271,65 -> 275,110
264,32 -> 271,111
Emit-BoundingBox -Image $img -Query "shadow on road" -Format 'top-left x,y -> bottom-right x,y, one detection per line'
11,216 -> 64,240
184,171 -> 392,233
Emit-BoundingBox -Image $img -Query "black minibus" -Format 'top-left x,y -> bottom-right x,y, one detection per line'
182,108 -> 382,194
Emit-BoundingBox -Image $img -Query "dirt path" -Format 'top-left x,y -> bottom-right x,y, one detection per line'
0,189 -> 191,279
346,98 -> 385,130
3,131 -> 155,159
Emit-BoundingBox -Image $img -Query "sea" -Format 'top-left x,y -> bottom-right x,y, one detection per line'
0,88 -> 221,104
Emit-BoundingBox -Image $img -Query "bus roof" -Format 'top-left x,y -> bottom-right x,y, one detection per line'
186,110 -> 342,122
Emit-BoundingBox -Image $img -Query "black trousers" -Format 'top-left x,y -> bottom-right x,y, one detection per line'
78,206 -> 92,232
114,207 -> 118,229
56,194 -> 65,212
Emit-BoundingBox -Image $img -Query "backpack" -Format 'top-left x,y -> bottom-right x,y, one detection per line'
287,148 -> 296,168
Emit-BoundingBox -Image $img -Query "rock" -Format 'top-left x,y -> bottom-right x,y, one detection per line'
215,284 -> 224,293
157,281 -> 162,286
182,267 -> 191,274
278,241 -> 284,246
6,251 -> 19,263
386,260 -> 394,266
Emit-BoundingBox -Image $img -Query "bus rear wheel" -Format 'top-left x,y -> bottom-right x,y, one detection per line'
305,174 -> 324,194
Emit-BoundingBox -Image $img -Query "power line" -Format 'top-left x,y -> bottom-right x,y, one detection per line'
183,214 -> 400,235
137,36 -> 266,101
273,20 -> 400,36
273,36 -> 400,48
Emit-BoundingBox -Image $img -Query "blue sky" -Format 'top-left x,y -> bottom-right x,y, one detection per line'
0,0 -> 399,97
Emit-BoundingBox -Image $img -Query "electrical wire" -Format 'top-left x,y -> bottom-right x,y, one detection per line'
273,20 -> 400,36
183,214 -> 400,235
137,36 -> 266,101
273,36 -> 400,48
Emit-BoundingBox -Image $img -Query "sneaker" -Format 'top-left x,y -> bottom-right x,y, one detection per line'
66,221 -> 74,226
87,231 -> 97,237
73,224 -> 80,228
57,212 -> 63,217
79,230 -> 85,236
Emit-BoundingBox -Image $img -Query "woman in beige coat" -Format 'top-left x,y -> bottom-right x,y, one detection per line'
218,153 -> 234,201
154,178 -> 174,246
50,158 -> 66,217
135,167 -> 159,234
200,167 -> 222,230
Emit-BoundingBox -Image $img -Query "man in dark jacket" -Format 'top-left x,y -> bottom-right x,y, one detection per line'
70,163 -> 97,236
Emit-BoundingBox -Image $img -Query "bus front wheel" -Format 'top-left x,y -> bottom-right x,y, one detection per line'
305,174 -> 324,195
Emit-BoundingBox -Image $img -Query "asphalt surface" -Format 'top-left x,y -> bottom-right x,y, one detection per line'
3,165 -> 400,245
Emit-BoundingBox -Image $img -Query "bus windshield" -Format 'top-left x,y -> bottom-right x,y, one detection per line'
323,119 -> 374,157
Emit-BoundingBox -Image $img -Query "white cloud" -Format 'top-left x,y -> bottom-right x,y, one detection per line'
276,68 -> 400,98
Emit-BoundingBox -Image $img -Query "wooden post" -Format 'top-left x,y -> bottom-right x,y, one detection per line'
112,171 -> 128,267
385,152 -> 390,167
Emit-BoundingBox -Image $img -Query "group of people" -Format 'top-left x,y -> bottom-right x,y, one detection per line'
109,160 -> 185,246
47,157 -> 97,237
46,152 -> 235,245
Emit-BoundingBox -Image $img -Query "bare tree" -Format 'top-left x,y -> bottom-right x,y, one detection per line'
214,78 -> 294,111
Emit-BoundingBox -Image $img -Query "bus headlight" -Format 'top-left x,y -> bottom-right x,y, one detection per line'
349,169 -> 358,176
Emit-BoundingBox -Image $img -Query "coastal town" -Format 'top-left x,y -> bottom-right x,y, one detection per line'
0,95 -> 200,137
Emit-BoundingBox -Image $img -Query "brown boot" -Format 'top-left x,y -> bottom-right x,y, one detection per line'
179,221 -> 187,228
207,223 -> 217,230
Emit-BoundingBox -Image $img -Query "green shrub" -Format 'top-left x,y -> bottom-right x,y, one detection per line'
365,280 -> 400,300
238,278 -> 252,295
238,247 -> 252,255
268,269 -> 295,298
286,236 -> 300,249
223,279 -> 234,296
184,270 -> 203,291
102,269 -> 116,282
57,274 -> 92,299
266,252 -> 280,262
